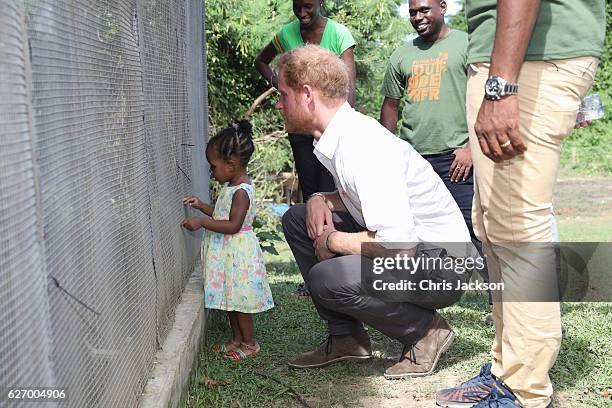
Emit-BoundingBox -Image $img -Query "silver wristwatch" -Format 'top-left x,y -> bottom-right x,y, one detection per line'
484,76 -> 518,100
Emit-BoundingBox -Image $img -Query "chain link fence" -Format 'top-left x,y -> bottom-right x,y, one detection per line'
0,0 -> 208,406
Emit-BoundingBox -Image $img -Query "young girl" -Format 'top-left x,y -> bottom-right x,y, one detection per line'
181,120 -> 274,361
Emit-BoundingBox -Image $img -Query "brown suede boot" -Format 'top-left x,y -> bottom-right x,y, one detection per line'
288,329 -> 372,369
384,313 -> 454,379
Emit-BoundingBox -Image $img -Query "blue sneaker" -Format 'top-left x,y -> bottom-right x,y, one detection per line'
472,380 -> 554,408
436,363 -> 495,407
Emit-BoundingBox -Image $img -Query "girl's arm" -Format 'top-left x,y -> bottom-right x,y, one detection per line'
340,46 -> 356,107
183,196 -> 214,216
199,203 -> 215,217
255,42 -> 279,89
199,189 -> 250,234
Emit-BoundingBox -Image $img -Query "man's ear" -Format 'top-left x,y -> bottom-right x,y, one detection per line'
303,84 -> 314,105
440,1 -> 447,15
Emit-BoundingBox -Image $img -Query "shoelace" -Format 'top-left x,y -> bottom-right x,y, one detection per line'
485,391 -> 501,407
460,364 -> 493,388
324,335 -> 333,355
399,343 -> 419,364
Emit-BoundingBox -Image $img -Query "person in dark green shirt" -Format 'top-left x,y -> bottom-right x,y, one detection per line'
435,1 -> 604,408
380,0 -> 473,223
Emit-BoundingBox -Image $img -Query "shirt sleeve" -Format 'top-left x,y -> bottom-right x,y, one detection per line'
271,30 -> 285,53
380,48 -> 406,100
334,22 -> 356,54
460,31 -> 468,73
351,143 -> 418,245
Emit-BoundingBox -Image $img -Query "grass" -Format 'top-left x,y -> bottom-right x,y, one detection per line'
183,175 -> 612,407
183,238 -> 611,408
557,217 -> 612,242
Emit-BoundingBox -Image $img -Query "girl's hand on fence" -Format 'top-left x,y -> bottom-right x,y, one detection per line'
181,217 -> 203,231
183,196 -> 204,210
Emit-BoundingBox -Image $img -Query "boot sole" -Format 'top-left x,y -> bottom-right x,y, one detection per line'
383,330 -> 455,380
436,401 -> 480,408
287,354 -> 372,369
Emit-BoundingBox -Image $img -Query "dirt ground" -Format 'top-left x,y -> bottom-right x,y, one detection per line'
554,177 -> 612,216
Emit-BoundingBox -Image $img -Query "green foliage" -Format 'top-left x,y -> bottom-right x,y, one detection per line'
324,0 -> 412,116
205,0 -> 411,123
591,1 -> 612,99
448,1 -> 467,32
561,1 -> 612,175
253,216 -> 283,255
206,0 -> 293,126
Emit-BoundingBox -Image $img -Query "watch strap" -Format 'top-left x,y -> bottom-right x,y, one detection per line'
503,82 -> 518,96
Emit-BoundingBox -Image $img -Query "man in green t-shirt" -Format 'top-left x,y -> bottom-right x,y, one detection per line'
435,1 -> 604,408
380,0 -> 491,317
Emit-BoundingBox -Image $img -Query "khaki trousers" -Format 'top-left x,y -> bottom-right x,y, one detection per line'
467,57 -> 598,408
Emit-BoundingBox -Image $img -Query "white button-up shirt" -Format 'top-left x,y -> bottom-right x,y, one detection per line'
313,102 -> 470,248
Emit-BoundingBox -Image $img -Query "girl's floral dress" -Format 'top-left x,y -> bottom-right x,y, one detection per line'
202,183 -> 274,313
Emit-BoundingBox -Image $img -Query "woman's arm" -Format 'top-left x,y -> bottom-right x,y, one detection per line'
255,42 -> 280,89
340,46 -> 356,107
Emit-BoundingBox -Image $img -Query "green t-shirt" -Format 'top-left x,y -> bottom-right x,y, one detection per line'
466,0 -> 606,64
381,30 -> 469,155
272,18 -> 356,55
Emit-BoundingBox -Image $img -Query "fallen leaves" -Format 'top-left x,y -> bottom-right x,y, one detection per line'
199,376 -> 230,387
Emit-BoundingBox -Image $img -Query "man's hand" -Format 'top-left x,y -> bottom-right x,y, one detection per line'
574,119 -> 592,129
181,217 -> 203,231
306,195 -> 333,240
450,147 -> 472,182
314,227 -> 337,261
474,96 -> 526,163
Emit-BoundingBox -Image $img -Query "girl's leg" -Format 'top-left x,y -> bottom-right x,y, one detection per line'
228,311 -> 243,344
236,312 -> 255,346
225,312 -> 260,360
212,312 -> 242,353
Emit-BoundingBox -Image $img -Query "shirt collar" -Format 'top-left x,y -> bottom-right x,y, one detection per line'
313,102 -> 352,160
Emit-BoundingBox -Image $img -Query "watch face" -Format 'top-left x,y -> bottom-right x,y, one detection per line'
485,78 -> 501,97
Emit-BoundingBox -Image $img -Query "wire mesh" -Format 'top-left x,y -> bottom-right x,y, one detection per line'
0,0 -> 207,407
0,1 -> 55,406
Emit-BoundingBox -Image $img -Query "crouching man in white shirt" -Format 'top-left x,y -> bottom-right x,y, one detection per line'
278,45 -> 474,378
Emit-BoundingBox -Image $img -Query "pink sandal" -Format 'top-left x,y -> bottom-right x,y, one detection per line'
212,340 -> 240,354
225,342 -> 261,361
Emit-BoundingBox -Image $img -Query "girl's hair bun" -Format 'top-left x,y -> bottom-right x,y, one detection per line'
231,119 -> 253,140
207,119 -> 255,166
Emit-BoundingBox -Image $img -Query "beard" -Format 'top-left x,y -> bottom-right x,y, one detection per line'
283,104 -> 313,134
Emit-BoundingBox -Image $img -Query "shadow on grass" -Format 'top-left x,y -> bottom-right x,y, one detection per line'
266,260 -> 301,277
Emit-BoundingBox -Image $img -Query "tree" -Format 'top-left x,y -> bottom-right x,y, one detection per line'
205,0 -> 411,126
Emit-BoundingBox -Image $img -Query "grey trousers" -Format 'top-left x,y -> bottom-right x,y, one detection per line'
282,204 -> 436,346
